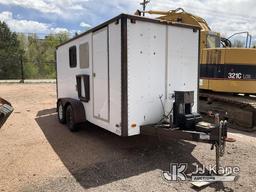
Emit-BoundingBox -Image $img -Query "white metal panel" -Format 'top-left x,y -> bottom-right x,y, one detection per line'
57,34 -> 92,100
167,26 -> 199,113
127,21 -> 167,136
56,16 -> 199,137
56,33 -> 94,124
57,46 -> 77,99
92,27 -> 109,121
57,21 -> 122,136
108,21 -> 122,135
127,21 -> 199,136
88,22 -> 122,135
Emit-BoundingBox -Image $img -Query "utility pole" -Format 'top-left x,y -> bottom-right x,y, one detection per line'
140,0 -> 150,16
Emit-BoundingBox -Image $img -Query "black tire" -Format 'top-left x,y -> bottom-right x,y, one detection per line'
66,105 -> 79,132
57,101 -> 66,124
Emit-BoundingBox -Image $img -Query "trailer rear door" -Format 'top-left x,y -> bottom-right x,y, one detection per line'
92,27 -> 109,121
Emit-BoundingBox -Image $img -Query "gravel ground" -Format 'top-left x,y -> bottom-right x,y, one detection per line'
0,84 -> 256,192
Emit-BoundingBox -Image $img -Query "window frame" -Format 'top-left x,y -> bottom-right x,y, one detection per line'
69,45 -> 77,68
79,42 -> 90,69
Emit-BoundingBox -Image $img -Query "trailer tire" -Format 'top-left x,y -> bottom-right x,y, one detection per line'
57,101 -> 66,124
66,105 -> 79,132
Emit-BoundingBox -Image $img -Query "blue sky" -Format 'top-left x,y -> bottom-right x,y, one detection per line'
0,0 -> 255,44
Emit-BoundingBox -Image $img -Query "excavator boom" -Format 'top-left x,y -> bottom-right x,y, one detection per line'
143,8 -> 211,31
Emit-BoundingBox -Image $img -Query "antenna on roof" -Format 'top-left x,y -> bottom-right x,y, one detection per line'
140,0 -> 150,16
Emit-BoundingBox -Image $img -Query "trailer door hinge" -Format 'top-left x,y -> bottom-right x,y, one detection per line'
130,19 -> 136,24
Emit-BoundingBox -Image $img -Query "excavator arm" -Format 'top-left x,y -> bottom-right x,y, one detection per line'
137,8 -> 211,31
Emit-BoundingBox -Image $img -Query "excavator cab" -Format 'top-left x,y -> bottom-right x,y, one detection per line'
205,32 -> 221,48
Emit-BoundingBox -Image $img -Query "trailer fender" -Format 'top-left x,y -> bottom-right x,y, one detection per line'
57,98 -> 86,124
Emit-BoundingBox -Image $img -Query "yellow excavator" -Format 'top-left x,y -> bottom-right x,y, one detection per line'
136,8 -> 256,131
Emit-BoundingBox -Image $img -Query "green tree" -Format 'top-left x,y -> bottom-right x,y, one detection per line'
39,32 -> 69,78
18,32 -> 69,79
0,21 -> 24,79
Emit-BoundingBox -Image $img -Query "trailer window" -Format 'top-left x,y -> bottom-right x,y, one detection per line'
69,46 -> 77,68
79,43 -> 89,69
207,34 -> 221,48
76,75 -> 90,102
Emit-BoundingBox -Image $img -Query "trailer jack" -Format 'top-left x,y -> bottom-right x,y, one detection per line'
141,113 -> 235,187
142,91 -> 233,172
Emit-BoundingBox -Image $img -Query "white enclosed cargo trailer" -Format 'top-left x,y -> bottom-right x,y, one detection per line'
56,14 -> 230,176
56,14 -> 201,135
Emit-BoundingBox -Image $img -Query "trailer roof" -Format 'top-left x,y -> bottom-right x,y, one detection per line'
56,13 -> 200,49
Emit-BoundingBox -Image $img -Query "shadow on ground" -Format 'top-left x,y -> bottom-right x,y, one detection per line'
228,128 -> 256,138
35,108 -> 231,191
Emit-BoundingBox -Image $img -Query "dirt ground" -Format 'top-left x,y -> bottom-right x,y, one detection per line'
0,84 -> 256,192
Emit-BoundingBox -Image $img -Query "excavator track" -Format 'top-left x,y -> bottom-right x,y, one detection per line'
199,92 -> 256,131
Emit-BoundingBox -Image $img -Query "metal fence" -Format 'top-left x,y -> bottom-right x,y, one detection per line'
0,56 -> 56,80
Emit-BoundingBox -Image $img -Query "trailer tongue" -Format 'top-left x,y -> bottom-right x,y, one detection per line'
0,98 -> 13,128
141,91 -> 234,185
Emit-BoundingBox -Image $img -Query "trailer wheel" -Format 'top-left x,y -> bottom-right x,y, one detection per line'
66,105 -> 79,132
57,101 -> 66,124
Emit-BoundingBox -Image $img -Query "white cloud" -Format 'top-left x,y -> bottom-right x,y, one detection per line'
80,22 -> 91,28
147,0 -> 256,37
77,0 -> 256,38
0,11 -> 49,33
50,27 -> 69,34
0,11 -> 13,20
0,11 -> 69,34
0,0 -> 255,40
0,0 -> 62,14
0,0 -> 88,17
